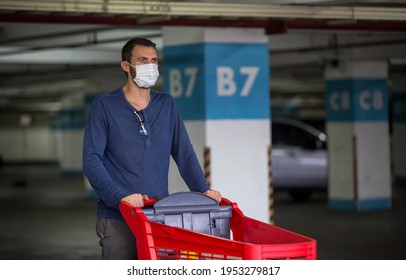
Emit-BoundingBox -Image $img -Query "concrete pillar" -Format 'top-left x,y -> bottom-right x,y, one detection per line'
50,94 -> 85,176
391,72 -> 406,186
325,61 -> 391,211
163,27 -> 270,222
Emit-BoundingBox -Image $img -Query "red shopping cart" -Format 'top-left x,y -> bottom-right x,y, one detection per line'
120,192 -> 317,260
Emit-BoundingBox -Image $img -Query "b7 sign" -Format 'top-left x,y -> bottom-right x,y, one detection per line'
164,42 -> 269,120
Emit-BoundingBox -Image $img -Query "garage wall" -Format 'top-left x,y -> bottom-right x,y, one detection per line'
0,112 -> 57,163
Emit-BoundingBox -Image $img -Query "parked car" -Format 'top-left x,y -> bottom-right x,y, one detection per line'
271,118 -> 327,201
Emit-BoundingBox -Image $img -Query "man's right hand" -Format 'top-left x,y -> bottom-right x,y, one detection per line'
121,193 -> 149,207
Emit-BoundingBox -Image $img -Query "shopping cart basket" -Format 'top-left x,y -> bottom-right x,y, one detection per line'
120,192 -> 317,260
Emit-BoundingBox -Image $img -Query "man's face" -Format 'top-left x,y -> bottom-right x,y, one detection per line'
129,45 -> 158,77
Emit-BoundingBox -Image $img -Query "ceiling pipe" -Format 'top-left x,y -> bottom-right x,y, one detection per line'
1,1 -> 406,21
0,27 -> 117,45
271,38 -> 406,55
2,12 -> 406,33
0,13 -> 140,25
0,32 -> 161,56
136,18 -> 406,33
286,20 -> 406,32
0,79 -> 91,97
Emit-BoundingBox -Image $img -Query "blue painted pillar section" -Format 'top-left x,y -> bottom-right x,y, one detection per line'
325,61 -> 391,211
392,92 -> 406,186
49,108 -> 85,176
163,27 -> 270,222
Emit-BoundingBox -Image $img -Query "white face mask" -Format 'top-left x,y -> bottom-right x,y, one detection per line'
128,63 -> 159,88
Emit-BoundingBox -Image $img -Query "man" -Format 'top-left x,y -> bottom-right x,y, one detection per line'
83,37 -> 221,259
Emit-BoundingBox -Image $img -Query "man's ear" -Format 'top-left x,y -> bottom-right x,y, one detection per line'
120,61 -> 130,73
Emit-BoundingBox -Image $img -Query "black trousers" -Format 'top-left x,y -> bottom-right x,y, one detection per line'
96,216 -> 137,260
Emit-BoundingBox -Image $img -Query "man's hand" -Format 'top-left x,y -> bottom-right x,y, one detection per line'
204,189 -> 222,203
121,193 -> 149,207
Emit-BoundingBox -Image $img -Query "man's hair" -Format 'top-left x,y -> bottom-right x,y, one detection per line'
121,37 -> 157,62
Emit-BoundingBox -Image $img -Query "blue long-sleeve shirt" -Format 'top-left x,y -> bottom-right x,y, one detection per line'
83,88 -> 209,220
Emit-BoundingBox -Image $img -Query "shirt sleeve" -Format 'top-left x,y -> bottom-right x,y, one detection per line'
170,98 -> 210,193
82,98 -> 132,208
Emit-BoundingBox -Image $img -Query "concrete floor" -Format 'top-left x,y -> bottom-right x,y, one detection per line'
0,164 -> 405,260
0,165 -> 99,259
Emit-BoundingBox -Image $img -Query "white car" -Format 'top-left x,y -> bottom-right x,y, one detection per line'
271,118 -> 328,201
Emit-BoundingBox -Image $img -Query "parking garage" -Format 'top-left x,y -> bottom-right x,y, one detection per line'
1,0 -> 406,262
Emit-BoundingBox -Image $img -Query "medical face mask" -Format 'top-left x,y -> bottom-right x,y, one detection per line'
128,62 -> 159,88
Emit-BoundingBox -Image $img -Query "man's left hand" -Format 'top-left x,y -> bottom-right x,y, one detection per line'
204,189 -> 222,203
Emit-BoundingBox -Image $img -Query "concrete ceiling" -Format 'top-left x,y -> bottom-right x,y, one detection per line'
1,0 -> 406,117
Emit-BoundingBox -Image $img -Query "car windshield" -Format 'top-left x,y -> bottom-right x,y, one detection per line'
272,119 -> 326,150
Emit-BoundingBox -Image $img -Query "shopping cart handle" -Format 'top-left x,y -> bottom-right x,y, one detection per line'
143,197 -> 157,207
